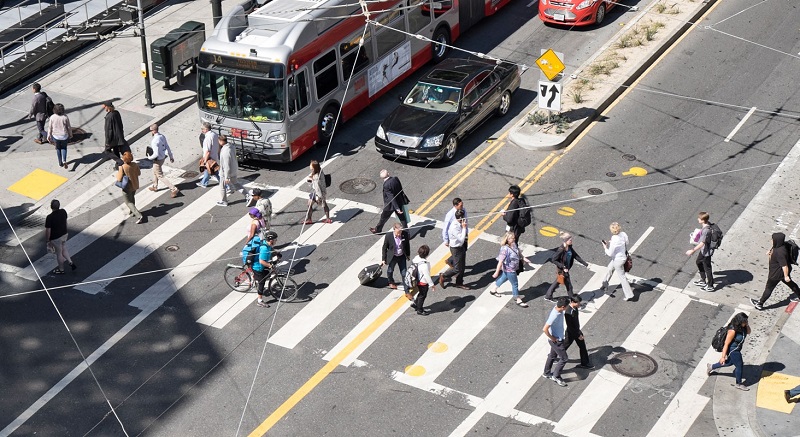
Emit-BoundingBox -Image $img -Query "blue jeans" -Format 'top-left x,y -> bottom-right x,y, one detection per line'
789,384 -> 800,398
711,350 -> 743,384
495,271 -> 520,297
200,168 -> 219,186
54,139 -> 68,165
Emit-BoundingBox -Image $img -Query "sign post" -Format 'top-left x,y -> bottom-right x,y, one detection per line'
535,49 -> 565,119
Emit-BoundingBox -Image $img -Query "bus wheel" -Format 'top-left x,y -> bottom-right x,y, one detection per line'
317,105 -> 339,146
441,134 -> 458,162
431,27 -> 450,63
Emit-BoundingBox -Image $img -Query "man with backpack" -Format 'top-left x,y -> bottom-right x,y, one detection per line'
502,185 -> 532,243
29,82 -> 51,144
749,232 -> 800,310
685,212 -> 717,292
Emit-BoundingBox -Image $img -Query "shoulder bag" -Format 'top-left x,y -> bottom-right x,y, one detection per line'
624,241 -> 633,273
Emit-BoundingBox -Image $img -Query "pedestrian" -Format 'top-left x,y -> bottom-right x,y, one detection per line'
443,197 -> 467,246
542,296 -> 570,387
370,169 -> 409,234
47,103 -> 72,170
117,150 -> 144,224
217,135 -> 245,207
438,209 -> 469,290
253,231 -> 278,308
247,188 -> 273,230
565,296 -> 594,369
45,199 -> 76,274
410,245 -> 435,315
145,123 -> 179,198
303,160 -> 332,224
197,122 -> 220,188
382,223 -> 410,289
707,312 -> 751,391
749,232 -> 800,310
502,185 -> 530,243
28,82 -> 48,144
246,207 -> 267,243
686,212 -> 715,291
102,101 -> 128,166
785,384 -> 800,403
545,232 -> 589,301
488,231 -> 532,307
602,222 -> 634,301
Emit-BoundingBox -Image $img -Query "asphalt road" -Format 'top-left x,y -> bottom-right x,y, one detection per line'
2,0 -> 800,436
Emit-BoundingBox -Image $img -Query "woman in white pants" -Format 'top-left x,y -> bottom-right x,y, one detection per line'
602,222 -> 634,300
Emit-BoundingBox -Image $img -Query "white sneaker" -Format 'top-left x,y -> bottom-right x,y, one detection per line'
216,201 -> 228,207
693,279 -> 707,286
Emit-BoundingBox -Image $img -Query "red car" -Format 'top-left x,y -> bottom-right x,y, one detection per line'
538,0 -> 618,26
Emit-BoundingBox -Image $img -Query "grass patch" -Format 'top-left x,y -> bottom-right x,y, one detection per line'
616,31 -> 643,49
528,111 -> 571,134
655,2 -> 681,14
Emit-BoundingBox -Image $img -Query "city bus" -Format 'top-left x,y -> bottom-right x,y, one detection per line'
197,0 -> 512,163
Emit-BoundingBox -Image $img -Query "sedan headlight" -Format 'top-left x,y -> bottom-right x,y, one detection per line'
423,134 -> 444,149
267,133 -> 286,143
376,125 -> 387,140
576,0 -> 596,9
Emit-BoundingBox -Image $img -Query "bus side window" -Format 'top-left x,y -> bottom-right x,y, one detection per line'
340,37 -> 371,80
376,8 -> 405,58
289,70 -> 309,116
407,0 -> 431,34
313,50 -> 339,99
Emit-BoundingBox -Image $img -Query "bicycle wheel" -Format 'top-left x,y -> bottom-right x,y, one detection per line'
268,274 -> 299,302
224,265 -> 254,292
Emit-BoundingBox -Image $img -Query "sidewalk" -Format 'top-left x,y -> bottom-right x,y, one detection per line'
0,0 -> 234,243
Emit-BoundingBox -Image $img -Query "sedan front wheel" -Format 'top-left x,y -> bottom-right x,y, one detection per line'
441,135 -> 458,162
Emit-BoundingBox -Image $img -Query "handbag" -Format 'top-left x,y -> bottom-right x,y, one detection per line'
624,253 -> 633,273
556,270 -> 565,285
323,173 -> 332,188
115,175 -> 129,191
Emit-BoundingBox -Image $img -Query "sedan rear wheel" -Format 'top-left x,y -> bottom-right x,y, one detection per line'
595,4 -> 606,25
442,135 -> 458,162
496,90 -> 511,116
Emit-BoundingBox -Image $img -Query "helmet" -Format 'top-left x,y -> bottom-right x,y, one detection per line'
265,231 -> 278,241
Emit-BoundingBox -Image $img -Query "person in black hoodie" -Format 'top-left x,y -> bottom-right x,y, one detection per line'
502,185 -> 528,244
545,232 -> 589,301
750,232 -> 800,310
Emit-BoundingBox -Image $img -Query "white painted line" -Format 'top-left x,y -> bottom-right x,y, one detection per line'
449,270 -> 609,437
16,179 -> 184,282
0,262 -> 22,273
197,202 -> 353,329
724,106 -> 756,142
75,187 -> 222,294
552,289 -> 692,436
268,237 -> 385,349
628,226 -> 654,253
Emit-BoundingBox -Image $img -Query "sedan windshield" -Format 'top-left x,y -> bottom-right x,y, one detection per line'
403,82 -> 461,113
198,70 -> 285,122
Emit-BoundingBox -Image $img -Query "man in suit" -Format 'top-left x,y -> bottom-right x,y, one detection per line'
565,296 -> 594,369
370,169 -> 409,234
381,223 -> 410,289
102,101 -> 128,167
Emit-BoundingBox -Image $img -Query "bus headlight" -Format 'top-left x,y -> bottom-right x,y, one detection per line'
423,134 -> 443,149
267,133 -> 286,143
376,125 -> 387,140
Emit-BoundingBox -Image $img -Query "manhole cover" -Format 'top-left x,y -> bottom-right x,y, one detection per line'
165,245 -> 179,252
588,188 -> 603,195
622,154 -> 636,161
181,170 -> 199,179
606,172 -> 617,177
68,127 -> 88,145
612,352 -> 658,378
340,177 -> 376,195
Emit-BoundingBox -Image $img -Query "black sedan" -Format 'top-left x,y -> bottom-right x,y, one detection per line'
375,58 -> 521,162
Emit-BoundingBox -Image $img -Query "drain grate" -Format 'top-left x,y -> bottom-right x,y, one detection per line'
68,128 -> 89,145
588,188 -> 603,195
622,154 -> 636,161
606,172 -> 617,177
612,351 -> 658,378
340,177 -> 376,195
180,170 -> 200,179
165,245 -> 179,252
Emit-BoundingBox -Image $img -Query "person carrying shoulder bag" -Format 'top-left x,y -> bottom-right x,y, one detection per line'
117,151 -> 144,224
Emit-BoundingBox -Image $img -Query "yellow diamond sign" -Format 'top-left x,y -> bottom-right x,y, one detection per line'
535,49 -> 565,81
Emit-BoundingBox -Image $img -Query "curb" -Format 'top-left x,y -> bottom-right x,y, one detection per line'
509,0 -> 719,151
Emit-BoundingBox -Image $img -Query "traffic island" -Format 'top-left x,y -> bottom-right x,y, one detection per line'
510,0 -> 717,151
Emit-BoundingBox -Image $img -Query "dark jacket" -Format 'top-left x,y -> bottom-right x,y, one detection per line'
30,92 -> 47,121
503,196 -> 526,233
382,230 -> 411,263
769,232 -> 791,281
551,245 -> 588,272
382,176 -> 409,212
105,109 -> 126,147
565,306 -> 582,342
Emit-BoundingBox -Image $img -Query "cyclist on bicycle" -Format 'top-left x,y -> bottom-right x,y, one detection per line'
254,231 -> 278,307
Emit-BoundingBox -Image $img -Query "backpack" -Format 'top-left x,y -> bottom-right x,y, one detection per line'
711,325 -> 729,352
516,196 -> 532,228
786,239 -> 800,265
707,223 -> 723,250
41,92 -> 54,117
242,237 -> 263,265
404,262 -> 420,290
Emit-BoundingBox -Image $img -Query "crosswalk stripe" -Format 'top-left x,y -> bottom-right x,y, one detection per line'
197,202 -> 356,329
75,187 -> 223,294
552,289 -> 693,436
16,176 -> 185,282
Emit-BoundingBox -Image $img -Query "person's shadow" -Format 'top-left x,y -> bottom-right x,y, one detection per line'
426,295 -> 476,314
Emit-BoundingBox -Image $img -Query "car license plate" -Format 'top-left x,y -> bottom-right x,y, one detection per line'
395,148 -> 407,157
554,13 -> 565,21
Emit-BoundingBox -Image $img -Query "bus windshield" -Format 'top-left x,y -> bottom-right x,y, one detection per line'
198,70 -> 285,122
403,82 -> 461,113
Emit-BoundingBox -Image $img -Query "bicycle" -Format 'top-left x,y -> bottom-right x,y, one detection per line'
223,262 -> 299,302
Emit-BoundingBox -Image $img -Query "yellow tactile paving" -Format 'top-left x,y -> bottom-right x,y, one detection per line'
756,371 -> 800,414
7,169 -> 68,201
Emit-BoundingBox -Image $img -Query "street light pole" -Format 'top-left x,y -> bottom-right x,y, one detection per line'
136,0 -> 154,108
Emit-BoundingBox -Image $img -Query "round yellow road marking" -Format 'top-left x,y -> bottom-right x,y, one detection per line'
404,365 -> 426,377
427,342 -> 448,353
622,167 -> 648,177
540,226 -> 559,237
557,206 -> 576,217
